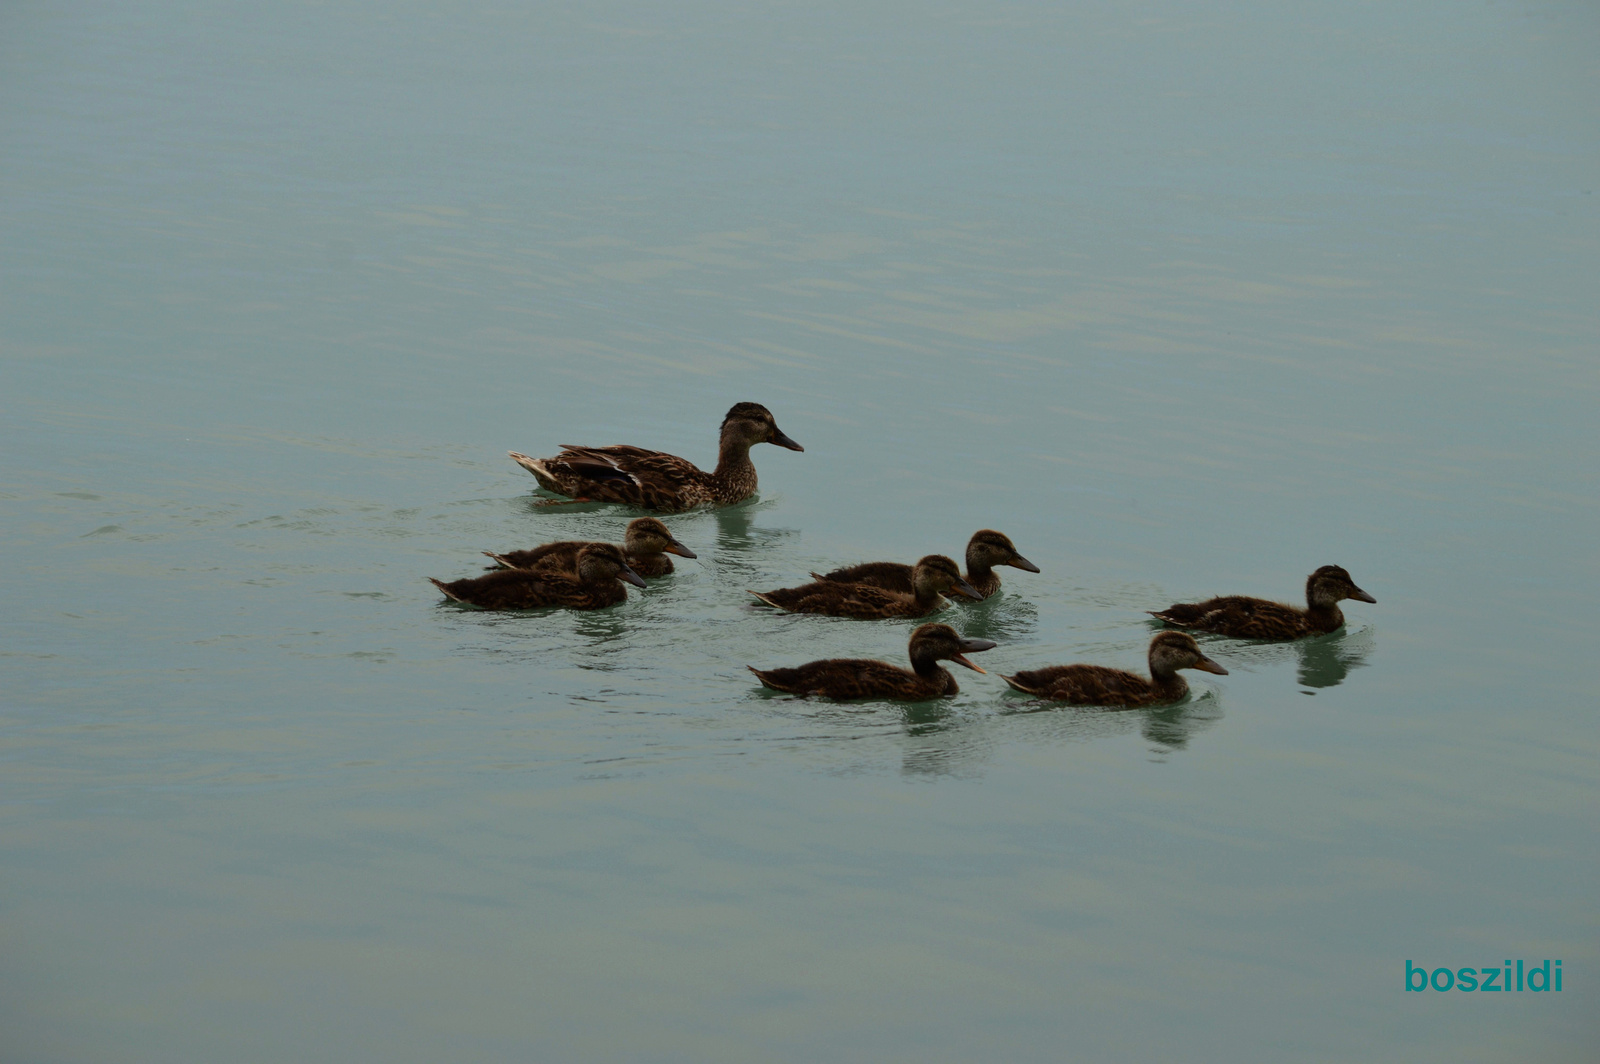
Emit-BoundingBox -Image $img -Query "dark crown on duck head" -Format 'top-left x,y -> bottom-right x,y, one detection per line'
723,402 -> 774,428
970,530 -> 1017,552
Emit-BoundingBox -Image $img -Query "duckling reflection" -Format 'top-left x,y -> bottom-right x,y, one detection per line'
1297,628 -> 1375,690
1138,690 -> 1224,751
1194,627 -> 1375,691
995,691 -> 1224,759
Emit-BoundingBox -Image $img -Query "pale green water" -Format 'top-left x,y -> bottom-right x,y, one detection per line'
3,1 -> 1597,1060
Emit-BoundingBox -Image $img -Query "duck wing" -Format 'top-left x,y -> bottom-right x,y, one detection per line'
749,580 -> 926,618
1154,595 -> 1308,639
750,659 -> 936,700
483,540 -> 588,571
1005,664 -> 1154,706
814,561 -> 915,592
546,446 -> 711,511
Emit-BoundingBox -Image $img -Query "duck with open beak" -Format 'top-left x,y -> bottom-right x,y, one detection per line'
749,623 -> 998,700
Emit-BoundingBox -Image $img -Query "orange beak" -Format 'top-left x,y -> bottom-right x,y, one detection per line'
950,654 -> 987,674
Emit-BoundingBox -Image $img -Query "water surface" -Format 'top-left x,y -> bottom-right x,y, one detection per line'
3,1 -> 1597,1060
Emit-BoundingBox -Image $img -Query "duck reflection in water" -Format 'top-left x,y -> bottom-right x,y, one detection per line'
1194,627 -> 1374,692
1295,628 -> 1375,691
709,500 -> 797,580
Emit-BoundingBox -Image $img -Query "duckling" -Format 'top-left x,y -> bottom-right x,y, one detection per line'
748,555 -> 980,619
813,529 -> 1039,600
749,622 -> 998,700
1149,565 -> 1376,640
1000,632 -> 1228,706
508,402 -> 803,513
484,517 -> 696,578
430,543 -> 646,610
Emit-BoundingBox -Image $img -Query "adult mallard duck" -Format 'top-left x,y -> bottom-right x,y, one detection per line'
430,543 -> 646,610
1149,565 -> 1376,640
483,517 -> 696,578
748,555 -> 979,619
1000,632 -> 1228,706
812,529 -> 1039,600
748,622 -> 998,700
508,402 -> 803,513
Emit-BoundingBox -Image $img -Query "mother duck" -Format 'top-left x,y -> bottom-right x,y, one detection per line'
509,402 -> 803,513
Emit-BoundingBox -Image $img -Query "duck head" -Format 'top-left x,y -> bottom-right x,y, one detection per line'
576,543 -> 647,588
911,554 -> 982,601
1149,631 -> 1229,676
1307,565 -> 1375,607
967,529 -> 1040,573
909,622 -> 998,673
722,402 -> 803,452
623,517 -> 697,559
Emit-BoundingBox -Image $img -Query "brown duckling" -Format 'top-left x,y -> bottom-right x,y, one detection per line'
748,555 -> 980,619
749,622 -> 998,700
812,529 -> 1039,600
1000,632 -> 1228,706
430,543 -> 646,610
1149,565 -> 1376,640
484,517 -> 696,578
508,402 -> 803,513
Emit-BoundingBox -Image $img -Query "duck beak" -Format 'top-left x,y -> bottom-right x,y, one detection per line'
1195,656 -> 1229,675
951,578 -> 982,600
664,540 -> 698,559
952,637 -> 996,672
1349,587 -> 1376,603
1008,555 -> 1041,573
769,428 -> 804,452
620,566 -> 648,588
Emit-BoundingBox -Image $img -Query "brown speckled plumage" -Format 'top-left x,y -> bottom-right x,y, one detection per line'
748,623 -> 998,701
1001,632 -> 1228,706
814,529 -> 1038,600
431,543 -> 646,610
484,517 -> 695,578
508,403 -> 802,513
1149,565 -> 1376,640
749,555 -> 980,619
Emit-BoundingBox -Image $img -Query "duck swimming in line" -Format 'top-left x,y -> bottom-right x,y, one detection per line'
508,402 -> 803,513
1149,565 -> 1376,640
483,517 -> 696,578
748,555 -> 980,619
1000,631 -> 1228,706
430,543 -> 646,610
748,622 -> 998,701
812,529 -> 1039,600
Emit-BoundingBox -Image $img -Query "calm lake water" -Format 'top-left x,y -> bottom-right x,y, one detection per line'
3,1 -> 1597,1060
